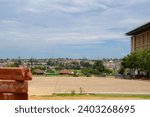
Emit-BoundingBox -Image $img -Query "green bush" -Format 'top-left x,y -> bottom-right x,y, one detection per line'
120,49 -> 150,79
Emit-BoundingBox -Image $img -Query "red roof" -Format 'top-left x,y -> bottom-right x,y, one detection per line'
59,70 -> 74,75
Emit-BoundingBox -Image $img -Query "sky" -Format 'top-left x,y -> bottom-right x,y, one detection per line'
0,0 -> 150,59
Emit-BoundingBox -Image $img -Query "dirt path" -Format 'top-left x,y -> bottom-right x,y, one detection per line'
28,76 -> 150,96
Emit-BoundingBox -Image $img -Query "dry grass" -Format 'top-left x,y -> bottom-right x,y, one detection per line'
29,94 -> 150,100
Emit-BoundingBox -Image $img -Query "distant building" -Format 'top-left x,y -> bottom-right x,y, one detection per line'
126,22 -> 150,52
34,69 -> 45,75
104,60 -> 121,71
59,70 -> 74,75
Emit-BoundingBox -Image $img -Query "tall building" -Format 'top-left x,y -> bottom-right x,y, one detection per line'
126,22 -> 150,52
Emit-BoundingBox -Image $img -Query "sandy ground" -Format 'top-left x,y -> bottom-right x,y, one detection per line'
28,76 -> 150,96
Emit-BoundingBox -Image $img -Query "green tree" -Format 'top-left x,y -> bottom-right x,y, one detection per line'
6,62 -> 19,67
73,70 -> 79,77
120,49 -> 150,79
47,60 -> 55,66
80,61 -> 92,68
81,68 -> 92,77
92,60 -> 105,74
70,62 -> 80,69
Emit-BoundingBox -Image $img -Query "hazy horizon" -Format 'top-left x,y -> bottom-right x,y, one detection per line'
0,56 -> 122,60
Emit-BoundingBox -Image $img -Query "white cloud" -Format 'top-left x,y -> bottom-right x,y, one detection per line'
0,0 -> 149,58
120,18 -> 149,26
22,0 -> 139,14
21,0 -> 107,14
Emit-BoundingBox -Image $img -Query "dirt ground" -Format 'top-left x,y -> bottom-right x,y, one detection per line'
28,76 -> 150,97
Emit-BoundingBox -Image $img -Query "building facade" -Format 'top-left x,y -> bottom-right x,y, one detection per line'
126,22 -> 150,52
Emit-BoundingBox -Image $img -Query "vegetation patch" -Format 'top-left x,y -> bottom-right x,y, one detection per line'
119,49 -> 150,79
30,93 -> 150,100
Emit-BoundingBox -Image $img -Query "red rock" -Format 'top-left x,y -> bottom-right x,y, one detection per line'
14,93 -> 28,100
0,81 -> 28,93
0,93 -> 28,100
0,67 -> 32,80
0,93 -> 14,100
0,67 -> 32,100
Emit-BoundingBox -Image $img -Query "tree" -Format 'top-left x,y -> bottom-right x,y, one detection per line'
120,49 -> 150,79
81,60 -> 112,77
70,62 -> 80,69
92,60 -> 105,74
47,60 -> 55,66
6,62 -> 19,67
81,68 -> 92,77
118,66 -> 125,74
80,61 -> 92,68
73,70 -> 79,77
18,56 -> 21,65
140,49 -> 150,78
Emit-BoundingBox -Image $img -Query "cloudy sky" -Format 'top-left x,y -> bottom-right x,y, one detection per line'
0,0 -> 150,59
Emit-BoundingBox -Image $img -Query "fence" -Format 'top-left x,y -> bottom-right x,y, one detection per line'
0,67 -> 32,100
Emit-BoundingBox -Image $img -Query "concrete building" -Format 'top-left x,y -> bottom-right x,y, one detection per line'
126,22 -> 150,52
